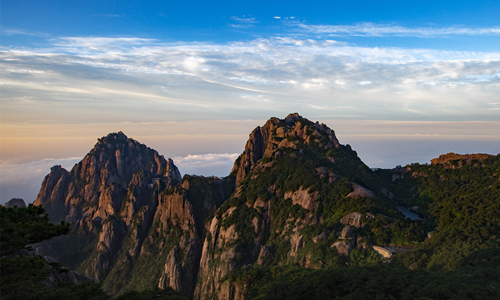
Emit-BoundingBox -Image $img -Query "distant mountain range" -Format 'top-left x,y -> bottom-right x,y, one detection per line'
29,113 -> 500,299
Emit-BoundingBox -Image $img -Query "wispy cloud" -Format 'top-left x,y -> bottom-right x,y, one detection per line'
230,16 -> 258,24
175,153 -> 239,167
0,27 -> 49,38
293,22 -> 500,37
1,33 -> 500,127
54,36 -> 156,47
229,16 -> 259,28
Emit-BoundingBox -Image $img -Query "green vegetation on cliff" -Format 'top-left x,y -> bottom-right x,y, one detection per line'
224,263 -> 498,300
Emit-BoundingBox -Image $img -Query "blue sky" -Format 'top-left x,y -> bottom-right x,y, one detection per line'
1,0 -> 499,203
3,0 -> 500,49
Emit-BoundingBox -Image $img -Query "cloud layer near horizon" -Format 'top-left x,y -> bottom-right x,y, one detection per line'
1,31 -> 500,126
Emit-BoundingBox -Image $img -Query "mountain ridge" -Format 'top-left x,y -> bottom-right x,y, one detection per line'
29,114 -> 500,299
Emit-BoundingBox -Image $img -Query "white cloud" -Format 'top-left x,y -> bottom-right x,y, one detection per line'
229,24 -> 255,29
273,16 -> 281,19
173,153 -> 239,177
302,78 -> 328,89
229,16 -> 259,28
231,16 -> 258,24
228,76 -> 271,85
293,22 -> 500,37
175,153 -> 239,166
7,68 -> 45,74
1,33 -> 500,126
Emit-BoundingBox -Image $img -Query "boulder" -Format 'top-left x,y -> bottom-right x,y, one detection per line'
315,166 -> 329,178
332,240 -> 354,256
340,226 -> 354,239
340,212 -> 363,228
347,183 -> 376,199
257,245 -> 273,266
284,186 -> 318,210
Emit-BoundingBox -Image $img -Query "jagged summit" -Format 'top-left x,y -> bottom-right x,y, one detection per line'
284,112 -> 302,124
34,132 -> 182,224
231,113 -> 340,186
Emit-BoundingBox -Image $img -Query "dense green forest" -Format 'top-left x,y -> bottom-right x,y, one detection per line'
379,155 -> 500,272
218,155 -> 500,299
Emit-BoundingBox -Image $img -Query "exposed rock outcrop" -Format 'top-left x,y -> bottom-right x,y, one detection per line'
431,152 -> 493,168
231,113 -> 340,187
332,240 -> 355,256
347,183 -> 376,199
284,186 -> 318,210
33,132 -> 189,293
256,245 -> 273,266
340,212 -> 364,228
5,198 -> 26,208
372,245 -> 393,258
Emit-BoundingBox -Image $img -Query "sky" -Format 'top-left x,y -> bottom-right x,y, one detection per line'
1,0 -> 499,204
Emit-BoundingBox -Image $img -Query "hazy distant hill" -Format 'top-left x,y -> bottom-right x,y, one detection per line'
33,114 -> 500,299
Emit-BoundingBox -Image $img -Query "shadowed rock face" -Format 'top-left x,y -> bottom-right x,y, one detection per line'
33,132 -> 187,284
34,132 -> 181,224
340,212 -> 364,228
34,131 -> 234,298
347,183 -> 376,199
5,198 -> 26,208
16,249 -> 99,289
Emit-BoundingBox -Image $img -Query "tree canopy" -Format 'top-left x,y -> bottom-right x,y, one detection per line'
0,204 -> 70,256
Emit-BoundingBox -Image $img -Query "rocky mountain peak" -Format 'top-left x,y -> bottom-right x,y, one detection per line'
97,131 -> 128,144
166,158 -> 182,182
34,132 -> 182,225
284,112 -> 302,124
431,152 -> 494,168
5,198 -> 26,208
231,113 -> 340,186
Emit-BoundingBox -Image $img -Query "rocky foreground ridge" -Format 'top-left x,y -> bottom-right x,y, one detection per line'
32,114 -> 498,299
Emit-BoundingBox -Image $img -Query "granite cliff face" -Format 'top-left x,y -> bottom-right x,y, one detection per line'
35,114 -> 450,299
34,131 -> 181,224
194,113 -> 395,299
34,131 -> 236,298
